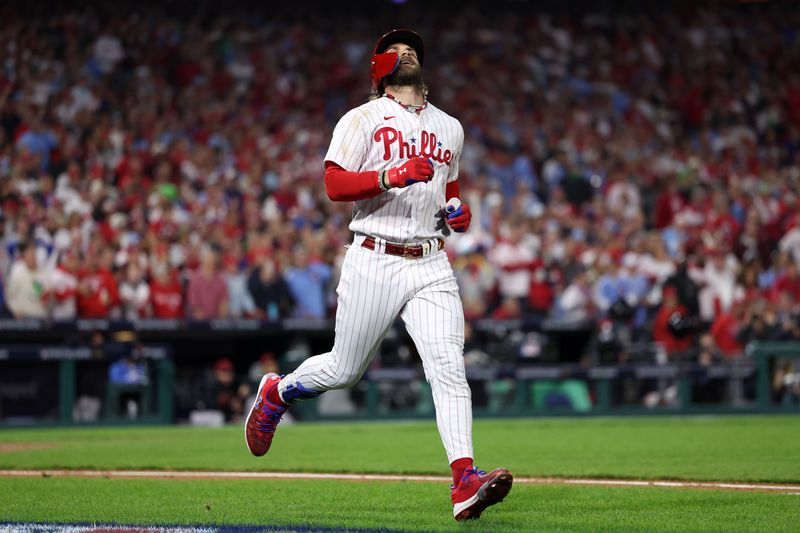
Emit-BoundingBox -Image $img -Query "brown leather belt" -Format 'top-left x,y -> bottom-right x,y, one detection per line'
361,236 -> 444,259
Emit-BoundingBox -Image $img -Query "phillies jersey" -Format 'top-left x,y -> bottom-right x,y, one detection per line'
324,96 -> 464,243
149,279 -> 184,318
48,266 -> 78,320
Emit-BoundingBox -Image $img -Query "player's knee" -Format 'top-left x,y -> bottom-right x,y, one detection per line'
429,371 -> 470,395
334,368 -> 363,389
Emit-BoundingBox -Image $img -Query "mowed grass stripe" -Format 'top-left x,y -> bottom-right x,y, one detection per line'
2,469 -> 800,494
1,417 -> 799,483
0,477 -> 798,533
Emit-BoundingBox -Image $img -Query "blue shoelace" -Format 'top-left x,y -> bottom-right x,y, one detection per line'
256,410 -> 283,433
255,401 -> 285,433
451,466 -> 487,490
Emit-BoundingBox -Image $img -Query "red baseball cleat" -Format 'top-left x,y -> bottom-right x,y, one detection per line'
451,467 -> 513,520
245,373 -> 287,456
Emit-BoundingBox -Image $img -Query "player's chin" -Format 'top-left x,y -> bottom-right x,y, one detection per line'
399,63 -> 420,75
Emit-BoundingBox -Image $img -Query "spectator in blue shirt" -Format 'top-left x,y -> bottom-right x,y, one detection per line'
108,355 -> 148,385
17,119 -> 58,171
284,246 -> 332,319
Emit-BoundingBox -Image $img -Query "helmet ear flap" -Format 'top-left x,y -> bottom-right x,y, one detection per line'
371,51 -> 400,89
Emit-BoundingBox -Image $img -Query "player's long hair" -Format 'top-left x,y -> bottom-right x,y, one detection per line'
368,75 -> 429,101
368,81 -> 428,101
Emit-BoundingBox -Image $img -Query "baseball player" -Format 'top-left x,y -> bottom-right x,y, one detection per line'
246,29 -> 513,521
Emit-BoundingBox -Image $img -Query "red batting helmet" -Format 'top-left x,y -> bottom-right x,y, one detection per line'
371,29 -> 425,90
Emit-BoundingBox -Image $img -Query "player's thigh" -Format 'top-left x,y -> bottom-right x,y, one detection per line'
400,265 -> 465,373
331,244 -> 410,365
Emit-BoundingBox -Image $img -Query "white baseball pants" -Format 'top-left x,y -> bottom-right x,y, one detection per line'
278,234 -> 473,463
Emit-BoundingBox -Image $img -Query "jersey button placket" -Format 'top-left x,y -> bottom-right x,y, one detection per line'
412,118 -> 424,238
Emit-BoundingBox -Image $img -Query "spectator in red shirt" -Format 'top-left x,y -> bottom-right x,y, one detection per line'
706,189 -> 740,249
771,261 -> 800,302
76,247 -> 120,318
149,262 -> 184,319
653,179 -> 684,229
187,248 -> 228,320
710,303 -> 745,357
528,267 -> 554,314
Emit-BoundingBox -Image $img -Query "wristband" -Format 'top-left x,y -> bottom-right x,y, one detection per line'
378,170 -> 391,191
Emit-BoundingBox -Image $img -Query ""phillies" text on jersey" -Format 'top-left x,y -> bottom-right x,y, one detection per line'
374,126 -> 453,165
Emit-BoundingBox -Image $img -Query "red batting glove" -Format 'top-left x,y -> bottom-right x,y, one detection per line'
447,203 -> 472,232
381,157 -> 434,189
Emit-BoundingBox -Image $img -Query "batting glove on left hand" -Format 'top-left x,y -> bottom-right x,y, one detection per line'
381,157 -> 434,189
447,203 -> 472,233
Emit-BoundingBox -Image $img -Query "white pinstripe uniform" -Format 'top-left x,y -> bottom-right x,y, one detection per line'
277,96 -> 473,464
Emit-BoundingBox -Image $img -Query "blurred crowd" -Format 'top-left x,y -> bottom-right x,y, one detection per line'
2,2 -> 800,363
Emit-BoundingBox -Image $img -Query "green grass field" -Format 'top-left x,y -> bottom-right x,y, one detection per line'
1,416 -> 799,531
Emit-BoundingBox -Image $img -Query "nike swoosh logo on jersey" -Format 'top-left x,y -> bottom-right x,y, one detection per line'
383,116 -> 395,120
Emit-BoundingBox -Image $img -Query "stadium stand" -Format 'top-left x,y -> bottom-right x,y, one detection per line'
1,1 -> 800,417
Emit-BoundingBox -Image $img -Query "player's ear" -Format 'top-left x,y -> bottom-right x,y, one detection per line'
372,52 -> 400,86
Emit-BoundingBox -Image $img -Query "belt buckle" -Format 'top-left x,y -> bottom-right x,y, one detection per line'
402,245 -> 417,259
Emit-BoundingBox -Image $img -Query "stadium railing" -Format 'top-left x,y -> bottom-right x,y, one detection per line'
1,318 -> 798,425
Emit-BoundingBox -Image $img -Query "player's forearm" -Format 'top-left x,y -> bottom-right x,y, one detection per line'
324,163 -> 383,202
445,180 -> 460,201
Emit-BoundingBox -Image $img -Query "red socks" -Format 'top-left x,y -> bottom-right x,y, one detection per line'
450,457 -> 473,486
267,383 -> 287,407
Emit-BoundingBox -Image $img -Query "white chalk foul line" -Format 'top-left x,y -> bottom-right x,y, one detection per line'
557,478 -> 800,492
1,470 -> 799,494
0,470 -> 446,482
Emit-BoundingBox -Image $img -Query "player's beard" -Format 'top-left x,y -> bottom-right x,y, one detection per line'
384,62 -> 423,88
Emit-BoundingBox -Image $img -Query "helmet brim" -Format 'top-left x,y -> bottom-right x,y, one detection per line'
374,29 -> 424,67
